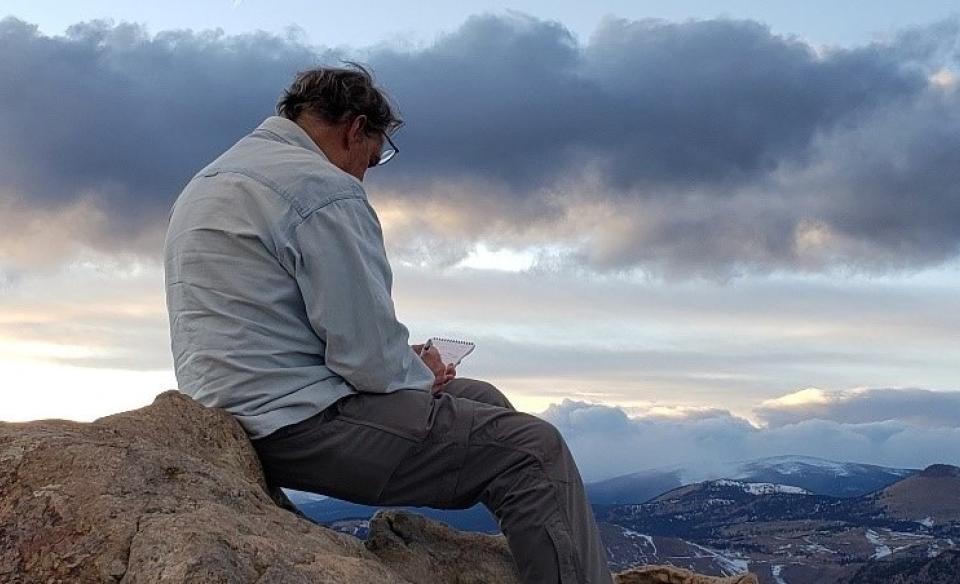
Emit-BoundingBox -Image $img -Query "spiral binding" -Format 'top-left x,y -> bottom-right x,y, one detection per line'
432,337 -> 473,346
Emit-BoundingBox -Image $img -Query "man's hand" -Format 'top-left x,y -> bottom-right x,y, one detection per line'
413,343 -> 457,393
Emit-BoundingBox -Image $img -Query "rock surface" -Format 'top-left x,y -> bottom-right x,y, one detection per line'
0,390 -> 757,583
366,510 -> 519,583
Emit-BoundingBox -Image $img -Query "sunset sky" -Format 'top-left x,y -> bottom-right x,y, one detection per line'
2,1 -> 958,481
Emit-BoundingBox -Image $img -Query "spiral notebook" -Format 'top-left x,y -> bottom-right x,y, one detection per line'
429,337 -> 476,366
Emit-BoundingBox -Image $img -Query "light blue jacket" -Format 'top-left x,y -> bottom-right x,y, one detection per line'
164,116 -> 435,440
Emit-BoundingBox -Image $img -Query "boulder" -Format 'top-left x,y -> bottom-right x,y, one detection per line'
0,390 -> 756,583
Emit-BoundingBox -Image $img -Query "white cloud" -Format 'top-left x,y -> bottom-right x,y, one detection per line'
754,387 -> 960,428
760,387 -> 833,408
0,250 -> 172,371
540,393 -> 960,482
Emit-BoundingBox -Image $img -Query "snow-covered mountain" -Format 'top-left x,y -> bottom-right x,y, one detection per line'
586,455 -> 917,504
597,464 -> 960,584
282,488 -> 329,505
733,456 -> 916,498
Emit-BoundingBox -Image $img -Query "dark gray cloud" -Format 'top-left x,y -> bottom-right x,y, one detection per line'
1,13 -> 958,275
755,388 -> 960,428
373,15 -> 925,190
0,17 -> 323,237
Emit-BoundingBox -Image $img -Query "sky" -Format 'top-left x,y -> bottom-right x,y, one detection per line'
1,1 -> 959,482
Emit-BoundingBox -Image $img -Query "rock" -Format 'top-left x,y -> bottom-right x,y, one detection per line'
0,390 -> 757,583
366,510 -> 520,583
615,566 -> 759,583
0,391 -> 404,583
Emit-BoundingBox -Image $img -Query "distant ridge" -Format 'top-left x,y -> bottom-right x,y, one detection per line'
919,463 -> 960,478
876,463 -> 960,523
586,455 -> 917,504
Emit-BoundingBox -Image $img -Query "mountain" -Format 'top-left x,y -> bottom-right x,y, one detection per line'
586,468 -> 686,505
586,456 -> 916,504
601,479 -> 832,540
597,465 -> 960,584
734,456 -> 917,498
873,464 -> 960,525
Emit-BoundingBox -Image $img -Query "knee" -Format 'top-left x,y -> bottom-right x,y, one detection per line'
484,381 -> 515,410
524,415 -> 569,465
463,378 -> 516,410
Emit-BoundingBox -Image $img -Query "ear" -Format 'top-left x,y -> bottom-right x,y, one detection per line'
348,114 -> 368,147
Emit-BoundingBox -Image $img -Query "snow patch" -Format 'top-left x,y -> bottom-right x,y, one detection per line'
748,455 -> 852,477
621,527 -> 658,557
865,529 -> 892,559
771,564 -> 788,584
802,541 -> 835,554
917,516 -> 935,528
684,541 -> 750,576
712,479 -> 811,495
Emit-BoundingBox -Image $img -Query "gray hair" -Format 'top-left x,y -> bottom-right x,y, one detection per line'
276,62 -> 402,135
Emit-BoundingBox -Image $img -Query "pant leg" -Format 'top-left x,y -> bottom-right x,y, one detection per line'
438,377 -> 516,410
380,389 -> 612,584
251,382 -> 612,584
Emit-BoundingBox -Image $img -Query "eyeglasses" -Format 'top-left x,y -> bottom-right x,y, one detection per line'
375,132 -> 399,166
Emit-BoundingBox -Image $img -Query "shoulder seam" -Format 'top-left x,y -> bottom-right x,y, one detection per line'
194,168 -> 362,219
193,167 -> 301,214
291,194 -> 369,230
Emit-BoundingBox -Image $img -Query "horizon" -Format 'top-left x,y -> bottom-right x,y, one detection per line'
1,2 -> 959,483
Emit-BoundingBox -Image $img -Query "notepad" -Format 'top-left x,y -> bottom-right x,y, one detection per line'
428,337 -> 476,366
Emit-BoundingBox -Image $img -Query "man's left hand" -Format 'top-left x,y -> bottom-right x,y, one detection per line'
432,363 -> 456,395
412,343 -> 457,393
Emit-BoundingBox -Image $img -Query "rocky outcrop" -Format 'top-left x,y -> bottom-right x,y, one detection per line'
366,510 -> 520,583
0,390 -> 756,583
0,390 -> 401,583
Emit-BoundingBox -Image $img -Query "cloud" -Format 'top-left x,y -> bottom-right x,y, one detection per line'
374,15 -> 924,189
539,390 -> 960,481
368,14 -> 960,276
1,14 -> 959,278
755,387 -> 960,428
0,16 -> 322,259
0,248 -> 172,371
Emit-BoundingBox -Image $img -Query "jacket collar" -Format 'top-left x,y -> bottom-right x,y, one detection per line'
253,116 -> 331,163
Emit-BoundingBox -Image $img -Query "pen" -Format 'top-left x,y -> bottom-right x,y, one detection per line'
419,338 -> 433,357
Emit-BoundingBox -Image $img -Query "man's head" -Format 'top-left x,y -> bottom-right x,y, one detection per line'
277,63 -> 402,181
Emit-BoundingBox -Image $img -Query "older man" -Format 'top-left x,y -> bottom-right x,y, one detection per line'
164,63 -> 612,584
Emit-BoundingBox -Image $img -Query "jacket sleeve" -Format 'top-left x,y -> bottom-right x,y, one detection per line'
287,195 -> 435,393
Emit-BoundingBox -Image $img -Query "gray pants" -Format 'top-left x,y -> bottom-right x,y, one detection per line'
251,378 -> 613,584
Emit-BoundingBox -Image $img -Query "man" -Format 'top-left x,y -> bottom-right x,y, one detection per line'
164,63 -> 613,584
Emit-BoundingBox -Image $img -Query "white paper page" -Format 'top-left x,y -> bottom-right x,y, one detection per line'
429,337 -> 476,366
